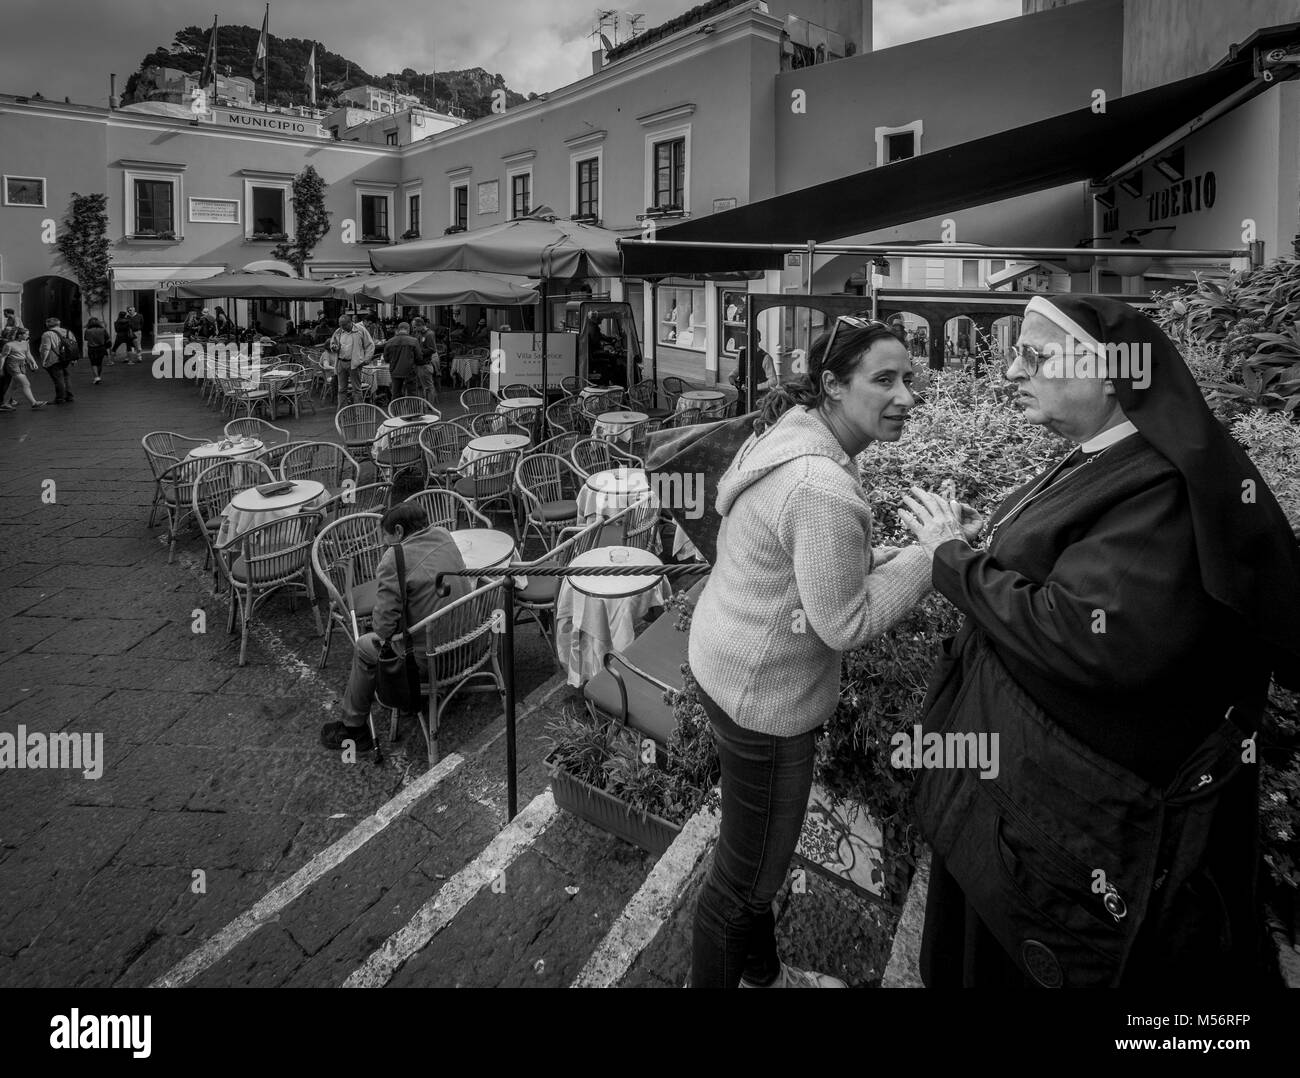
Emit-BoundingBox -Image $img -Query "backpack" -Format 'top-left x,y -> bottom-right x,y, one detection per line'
58,330 -> 79,365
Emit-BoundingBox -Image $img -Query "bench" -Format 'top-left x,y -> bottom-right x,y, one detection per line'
582,577 -> 708,744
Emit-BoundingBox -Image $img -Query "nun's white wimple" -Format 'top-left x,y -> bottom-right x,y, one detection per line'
1025,295 -> 1103,352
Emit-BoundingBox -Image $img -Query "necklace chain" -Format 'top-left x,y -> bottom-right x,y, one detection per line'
987,445 -> 1112,548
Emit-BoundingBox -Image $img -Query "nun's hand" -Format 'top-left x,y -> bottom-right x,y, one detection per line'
954,502 -> 985,542
900,487 -> 966,556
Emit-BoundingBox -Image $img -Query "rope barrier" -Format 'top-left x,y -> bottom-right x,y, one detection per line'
435,562 -> 711,579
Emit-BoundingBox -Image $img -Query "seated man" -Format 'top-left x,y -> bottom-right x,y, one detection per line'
320,503 -> 473,752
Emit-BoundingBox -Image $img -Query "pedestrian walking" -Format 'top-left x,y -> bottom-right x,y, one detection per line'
83,317 -> 109,384
127,306 -> 144,359
111,309 -> 133,361
0,328 -> 47,410
39,317 -> 78,404
410,317 -> 439,402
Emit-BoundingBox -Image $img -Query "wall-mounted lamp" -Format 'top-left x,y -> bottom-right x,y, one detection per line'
1063,237 -> 1106,274
1117,170 -> 1144,199
1107,227 -> 1174,278
1153,147 -> 1185,183
1092,185 -> 1116,210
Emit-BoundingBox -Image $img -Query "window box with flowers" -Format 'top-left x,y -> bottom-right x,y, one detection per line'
249,231 -> 288,242
400,228 -> 420,241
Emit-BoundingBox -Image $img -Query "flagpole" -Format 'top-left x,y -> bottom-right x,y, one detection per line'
263,3 -> 269,112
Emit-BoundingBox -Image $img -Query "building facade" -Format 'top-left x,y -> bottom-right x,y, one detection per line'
1,0 -> 1295,382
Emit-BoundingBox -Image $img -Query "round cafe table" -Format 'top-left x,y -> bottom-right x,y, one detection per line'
451,528 -> 527,589
361,364 -> 391,393
459,432 -> 531,468
555,546 -> 671,686
577,467 -> 652,524
216,478 -> 327,549
451,353 -> 481,386
592,410 -> 647,446
372,413 -> 439,461
495,396 -> 544,415
676,389 -> 726,414
187,437 -> 263,462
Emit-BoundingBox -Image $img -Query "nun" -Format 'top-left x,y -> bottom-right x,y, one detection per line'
914,294 -> 1300,988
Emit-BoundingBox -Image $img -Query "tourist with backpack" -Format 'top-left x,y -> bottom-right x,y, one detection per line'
39,317 -> 78,404
111,309 -> 134,362
84,317 -> 109,384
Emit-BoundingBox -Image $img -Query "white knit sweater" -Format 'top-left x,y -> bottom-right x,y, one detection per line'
688,405 -> 934,736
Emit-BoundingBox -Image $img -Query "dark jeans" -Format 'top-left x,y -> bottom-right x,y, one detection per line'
46,363 -> 72,402
390,375 -> 409,400
691,683 -> 818,987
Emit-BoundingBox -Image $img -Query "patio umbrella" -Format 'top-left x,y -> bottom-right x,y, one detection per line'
357,270 -> 539,306
171,271 -> 338,299
368,207 -> 624,410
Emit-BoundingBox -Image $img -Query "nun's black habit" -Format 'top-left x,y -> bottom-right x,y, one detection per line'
915,295 -> 1300,988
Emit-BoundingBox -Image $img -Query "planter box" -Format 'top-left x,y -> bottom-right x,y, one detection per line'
545,750 -> 682,856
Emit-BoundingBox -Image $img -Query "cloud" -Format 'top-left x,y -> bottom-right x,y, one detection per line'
874,0 -> 1021,49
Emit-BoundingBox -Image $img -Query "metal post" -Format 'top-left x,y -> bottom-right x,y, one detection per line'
649,277 -> 659,404
501,580 -> 517,821
805,240 -> 815,295
538,278 -> 549,437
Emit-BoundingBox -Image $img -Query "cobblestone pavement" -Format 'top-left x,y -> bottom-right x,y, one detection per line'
0,358 -> 891,988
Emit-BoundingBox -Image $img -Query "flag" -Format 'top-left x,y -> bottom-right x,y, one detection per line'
199,16 -> 218,89
305,43 -> 317,106
253,6 -> 268,80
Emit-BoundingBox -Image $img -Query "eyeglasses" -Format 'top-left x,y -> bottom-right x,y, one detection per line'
1007,342 -> 1052,376
821,314 -> 889,368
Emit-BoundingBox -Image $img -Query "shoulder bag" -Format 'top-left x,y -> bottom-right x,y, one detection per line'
374,544 -> 423,712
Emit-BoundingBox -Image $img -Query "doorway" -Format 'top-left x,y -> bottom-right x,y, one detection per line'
21,275 -> 82,338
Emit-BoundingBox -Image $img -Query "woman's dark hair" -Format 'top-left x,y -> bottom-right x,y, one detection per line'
381,502 -> 429,536
86,317 -> 101,328
756,316 -> 901,433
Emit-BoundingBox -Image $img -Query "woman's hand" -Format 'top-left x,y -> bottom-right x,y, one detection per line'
899,486 -> 966,556
954,502 -> 985,543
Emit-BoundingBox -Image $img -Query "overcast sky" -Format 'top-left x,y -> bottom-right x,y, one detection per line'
1,0 -> 1020,106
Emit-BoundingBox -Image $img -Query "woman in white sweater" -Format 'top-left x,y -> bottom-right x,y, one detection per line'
688,314 -> 980,988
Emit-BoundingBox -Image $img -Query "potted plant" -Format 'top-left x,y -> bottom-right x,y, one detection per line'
544,591 -> 719,855
400,228 -> 421,240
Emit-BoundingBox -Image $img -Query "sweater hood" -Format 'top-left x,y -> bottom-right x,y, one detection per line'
716,405 -> 857,516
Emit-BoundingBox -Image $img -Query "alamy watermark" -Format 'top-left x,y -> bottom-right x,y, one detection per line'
150,335 -> 271,381
0,726 -> 103,779
890,724 -> 999,780
1032,339 -> 1152,390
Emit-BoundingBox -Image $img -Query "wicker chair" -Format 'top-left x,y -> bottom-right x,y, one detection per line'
660,408 -> 704,430
191,459 -> 274,582
418,421 -> 473,490
316,481 -> 392,523
515,452 -> 584,551
222,376 -> 274,420
459,387 -> 498,415
661,376 -> 690,411
571,438 -> 644,477
559,375 -> 581,396
468,411 -> 509,437
546,396 -> 587,435
311,512 -> 386,669
274,367 -> 316,419
407,579 -> 508,763
254,439 -> 313,473
452,449 -> 520,536
506,405 -> 541,442
628,379 -> 671,419
499,383 -> 533,399
157,456 -> 213,564
403,488 -> 490,532
141,431 -> 206,527
334,403 -> 389,468
534,431 -> 582,458
389,395 -> 438,418
219,512 -> 324,666
279,441 -> 361,494
225,418 -> 291,444
373,423 -> 428,486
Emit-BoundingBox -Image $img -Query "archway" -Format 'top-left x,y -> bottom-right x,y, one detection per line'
941,316 -> 975,369
22,275 -> 82,340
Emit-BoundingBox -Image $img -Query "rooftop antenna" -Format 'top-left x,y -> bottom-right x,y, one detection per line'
591,9 -> 619,46
627,13 -> 646,38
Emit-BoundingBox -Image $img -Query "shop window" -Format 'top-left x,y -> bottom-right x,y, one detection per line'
720,290 -> 749,358
452,184 -> 468,230
407,192 -> 421,237
657,283 -> 706,352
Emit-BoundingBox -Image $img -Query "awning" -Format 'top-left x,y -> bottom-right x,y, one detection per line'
110,265 -> 225,292
170,271 -> 340,299
620,55 -> 1281,277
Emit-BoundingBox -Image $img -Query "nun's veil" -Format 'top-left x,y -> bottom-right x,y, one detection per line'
1035,294 -> 1300,686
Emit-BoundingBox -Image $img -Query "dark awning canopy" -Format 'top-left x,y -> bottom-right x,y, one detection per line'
620,55 -> 1278,278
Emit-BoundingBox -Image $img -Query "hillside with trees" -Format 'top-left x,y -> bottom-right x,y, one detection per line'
123,24 -> 536,119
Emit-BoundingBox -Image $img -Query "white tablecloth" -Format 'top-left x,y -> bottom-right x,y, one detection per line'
452,528 -> 526,589
452,354 -> 481,385
216,479 -> 327,549
676,390 -> 726,413
496,396 -> 543,415
361,364 -> 391,390
372,414 -> 439,461
591,410 -> 647,447
459,432 -> 532,468
188,438 -> 263,462
576,467 -> 701,561
555,546 -> 671,687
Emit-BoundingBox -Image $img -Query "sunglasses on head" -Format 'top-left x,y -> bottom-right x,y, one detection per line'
821,314 -> 890,366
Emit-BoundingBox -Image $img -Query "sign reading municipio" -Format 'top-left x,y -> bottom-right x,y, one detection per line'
213,108 -> 324,138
